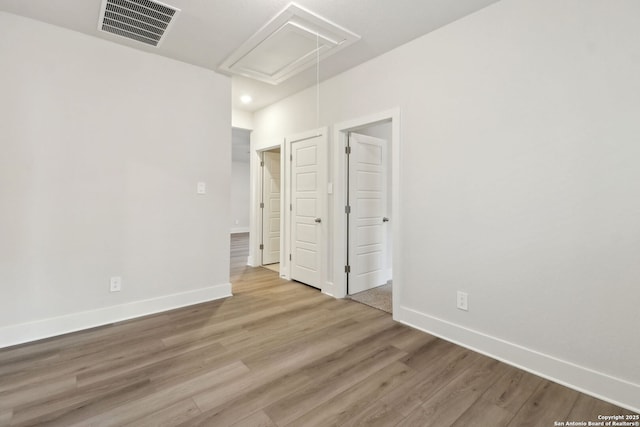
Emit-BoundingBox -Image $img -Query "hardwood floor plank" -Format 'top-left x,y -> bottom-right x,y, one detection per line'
161,292 -> 328,349
0,350 -> 61,378
0,410 -> 11,427
400,335 -> 461,372
298,324 -> 407,380
387,327 -> 439,353
332,309 -> 396,345
218,306 -> 357,354
264,345 -> 407,426
379,343 -> 476,417
76,341 -> 228,388
285,361 -> 414,427
0,336 -> 164,398
176,369 -> 311,426
567,393 -> 637,422
340,402 -> 406,427
239,328 -> 349,374
0,376 -> 76,412
123,398 -> 201,427
191,338 -> 347,414
228,410 -> 276,427
10,375 -> 152,426
399,356 -> 507,427
450,365 -> 543,427
507,380 -> 580,427
68,361 -> 249,427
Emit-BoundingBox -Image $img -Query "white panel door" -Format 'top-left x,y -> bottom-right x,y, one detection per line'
290,134 -> 326,289
262,151 -> 280,265
348,133 -> 388,294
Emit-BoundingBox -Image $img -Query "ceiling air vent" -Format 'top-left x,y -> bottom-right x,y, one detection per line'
220,3 -> 360,85
98,0 -> 180,47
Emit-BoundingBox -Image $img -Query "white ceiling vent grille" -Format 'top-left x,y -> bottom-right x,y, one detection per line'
220,3 -> 360,85
98,0 -> 180,47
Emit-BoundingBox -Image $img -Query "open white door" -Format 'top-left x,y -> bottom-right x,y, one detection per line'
348,132 -> 389,294
262,150 -> 280,265
290,132 -> 326,289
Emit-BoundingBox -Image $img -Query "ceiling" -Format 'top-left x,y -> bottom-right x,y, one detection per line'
0,0 -> 500,112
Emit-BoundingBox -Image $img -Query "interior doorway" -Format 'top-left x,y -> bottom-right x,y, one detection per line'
332,109 -> 400,315
261,148 -> 281,273
252,127 -> 328,294
346,122 -> 393,312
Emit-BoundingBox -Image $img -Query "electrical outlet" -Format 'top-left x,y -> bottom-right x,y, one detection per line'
457,291 -> 468,311
110,276 -> 122,292
197,182 -> 206,194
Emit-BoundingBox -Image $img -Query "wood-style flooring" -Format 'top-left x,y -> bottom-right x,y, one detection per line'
0,233 -> 635,426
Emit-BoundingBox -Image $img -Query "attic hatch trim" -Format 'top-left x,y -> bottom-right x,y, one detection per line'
97,0 -> 181,48
219,2 -> 360,85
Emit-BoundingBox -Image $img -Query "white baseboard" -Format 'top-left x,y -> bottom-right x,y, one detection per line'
396,306 -> 640,413
0,283 -> 232,349
322,281 -> 335,297
230,227 -> 250,234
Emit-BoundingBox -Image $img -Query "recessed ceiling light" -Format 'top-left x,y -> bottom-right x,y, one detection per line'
240,95 -> 253,104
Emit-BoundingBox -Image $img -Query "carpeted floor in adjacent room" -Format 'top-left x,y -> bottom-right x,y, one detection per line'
349,283 -> 392,313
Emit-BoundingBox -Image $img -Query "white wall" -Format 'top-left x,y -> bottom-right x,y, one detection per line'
0,12 -> 232,346
231,161 -> 250,233
232,108 -> 253,130
252,0 -> 640,410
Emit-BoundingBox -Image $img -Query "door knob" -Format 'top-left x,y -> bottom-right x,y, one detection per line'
315,218 -> 322,223
382,217 -> 390,222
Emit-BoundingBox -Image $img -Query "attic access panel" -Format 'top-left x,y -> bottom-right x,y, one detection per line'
98,0 -> 180,47
220,3 -> 360,85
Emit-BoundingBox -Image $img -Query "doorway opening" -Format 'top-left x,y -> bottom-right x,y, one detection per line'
253,128 -> 328,291
230,126 -> 251,284
333,109 -> 400,315
346,123 -> 392,312
259,147 -> 282,274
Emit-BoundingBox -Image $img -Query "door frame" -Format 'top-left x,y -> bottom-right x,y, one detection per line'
250,142 -> 285,271
332,109 -> 401,314
346,132 -> 391,295
261,148 -> 282,267
285,127 -> 328,290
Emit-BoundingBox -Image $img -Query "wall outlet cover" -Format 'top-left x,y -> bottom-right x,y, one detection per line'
110,276 -> 122,292
457,291 -> 468,311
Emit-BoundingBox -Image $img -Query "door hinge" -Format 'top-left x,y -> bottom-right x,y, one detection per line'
345,265 -> 351,273
290,203 -> 293,211
289,254 -> 292,261
260,160 -> 264,167
345,205 -> 351,214
259,244 -> 264,250
290,154 -> 293,162
260,202 -> 264,209
345,146 -> 351,155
